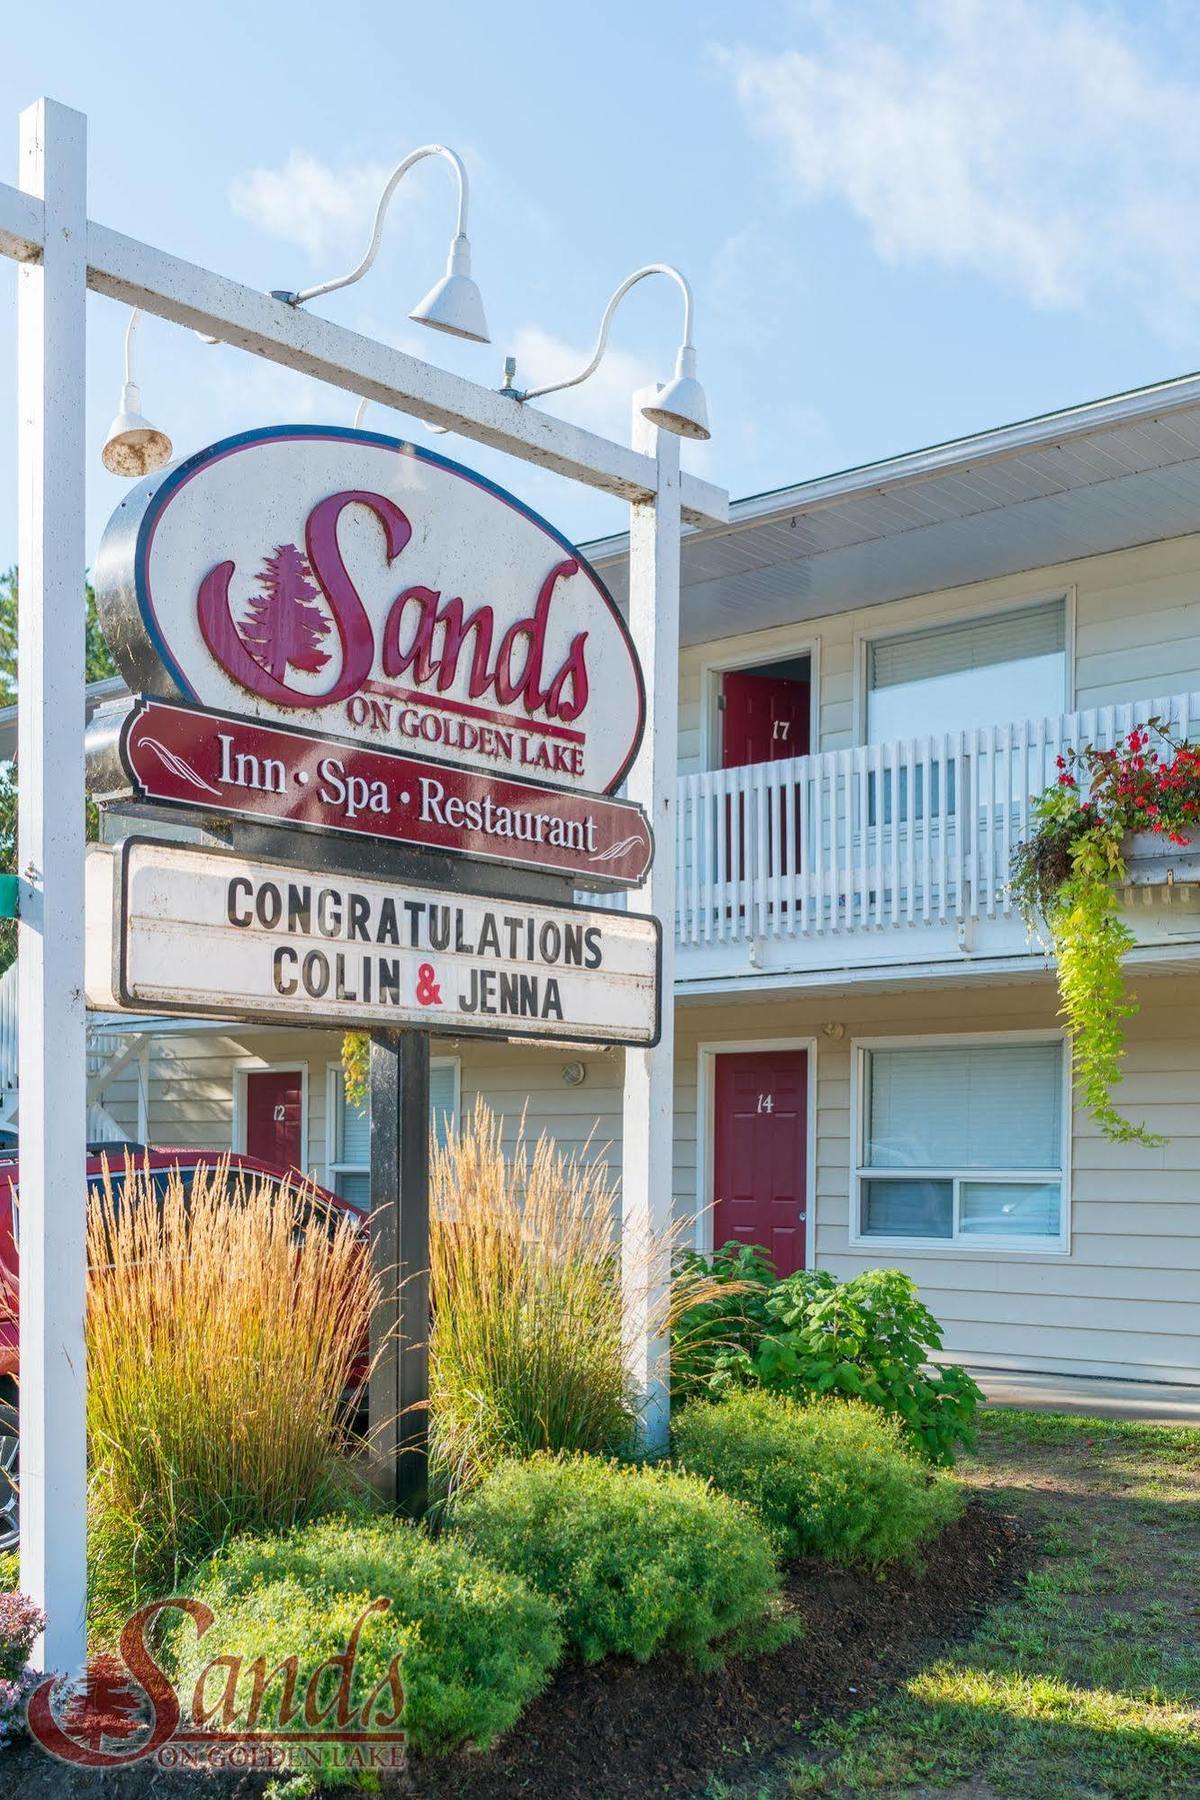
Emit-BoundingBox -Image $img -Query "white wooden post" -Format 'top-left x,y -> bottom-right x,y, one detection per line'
17,98 -> 88,1670
622,391 -> 681,1450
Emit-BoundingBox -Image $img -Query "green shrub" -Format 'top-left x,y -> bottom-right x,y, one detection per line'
673,1257 -> 983,1466
453,1453 -> 795,1669
177,1515 -> 561,1764
671,1241 -> 777,1400
673,1390 -> 962,1567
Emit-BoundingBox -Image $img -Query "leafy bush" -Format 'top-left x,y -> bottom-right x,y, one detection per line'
0,1590 -> 43,1742
671,1241 -> 777,1401
453,1453 -> 794,1669
673,1257 -> 982,1466
178,1515 -> 561,1763
87,1159 -> 378,1634
673,1390 -> 961,1566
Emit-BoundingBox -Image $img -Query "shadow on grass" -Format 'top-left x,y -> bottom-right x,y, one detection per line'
769,1411 -> 1200,1800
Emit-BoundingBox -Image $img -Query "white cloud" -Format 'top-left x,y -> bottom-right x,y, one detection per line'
229,152 -> 396,259
722,1 -> 1200,340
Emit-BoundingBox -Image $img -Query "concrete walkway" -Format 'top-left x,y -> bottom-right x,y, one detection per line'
971,1366 -> 1200,1426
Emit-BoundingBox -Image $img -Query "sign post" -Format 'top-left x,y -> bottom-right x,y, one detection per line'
16,98 -> 89,1672
367,1030 -> 430,1514
621,396 -> 681,1452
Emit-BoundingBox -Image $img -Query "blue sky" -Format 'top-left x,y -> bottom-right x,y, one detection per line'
4,0 -> 1200,567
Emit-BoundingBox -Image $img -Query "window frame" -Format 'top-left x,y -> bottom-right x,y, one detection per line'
323,1057 -> 461,1198
849,1031 -> 1071,1257
852,587 -> 1076,749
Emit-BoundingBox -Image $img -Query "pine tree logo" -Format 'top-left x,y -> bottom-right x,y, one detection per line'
58,1656 -> 151,1752
238,543 -> 332,682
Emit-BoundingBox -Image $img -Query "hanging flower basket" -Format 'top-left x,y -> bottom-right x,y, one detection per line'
1011,719 -> 1200,1146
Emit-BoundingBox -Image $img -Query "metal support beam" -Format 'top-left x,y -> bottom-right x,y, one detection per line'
16,98 -> 88,1670
621,390 -> 681,1451
367,1029 -> 431,1514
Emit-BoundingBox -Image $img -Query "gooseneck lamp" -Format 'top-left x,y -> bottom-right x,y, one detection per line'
101,309 -> 174,477
510,263 -> 711,441
271,145 -> 489,345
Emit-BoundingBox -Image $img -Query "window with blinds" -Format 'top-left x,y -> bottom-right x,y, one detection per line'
326,1059 -> 459,1208
866,598 -> 1067,746
855,1039 -> 1066,1249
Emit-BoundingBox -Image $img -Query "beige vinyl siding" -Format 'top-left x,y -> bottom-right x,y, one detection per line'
111,969 -> 1200,1386
673,972 -> 1200,1385
677,528 -> 1200,769
105,1025 -> 623,1187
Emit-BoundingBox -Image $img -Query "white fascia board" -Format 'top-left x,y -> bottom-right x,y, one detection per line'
583,368 -> 1200,566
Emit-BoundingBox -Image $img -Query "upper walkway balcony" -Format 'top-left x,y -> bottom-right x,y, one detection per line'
593,690 -> 1200,992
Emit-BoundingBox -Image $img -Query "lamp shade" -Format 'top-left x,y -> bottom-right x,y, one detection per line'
101,383 -> 173,477
410,235 -> 490,343
640,347 -> 710,441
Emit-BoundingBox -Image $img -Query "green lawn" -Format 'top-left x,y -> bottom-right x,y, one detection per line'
738,1407 -> 1200,1800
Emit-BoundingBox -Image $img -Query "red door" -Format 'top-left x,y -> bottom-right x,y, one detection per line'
244,1070 -> 304,1173
712,1049 -> 808,1276
721,671 -> 810,769
721,672 -> 811,896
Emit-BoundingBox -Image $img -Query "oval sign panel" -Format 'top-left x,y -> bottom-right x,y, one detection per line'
95,426 -> 645,795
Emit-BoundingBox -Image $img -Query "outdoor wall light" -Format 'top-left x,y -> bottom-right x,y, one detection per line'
101,309 -> 174,477
271,145 -> 490,345
507,263 -> 711,441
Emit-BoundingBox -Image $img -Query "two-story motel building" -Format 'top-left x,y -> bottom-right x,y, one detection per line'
16,370 -> 1200,1393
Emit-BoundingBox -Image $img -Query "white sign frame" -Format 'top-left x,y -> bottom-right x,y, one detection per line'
86,839 -> 662,1048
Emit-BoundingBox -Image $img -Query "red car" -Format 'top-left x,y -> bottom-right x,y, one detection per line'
0,1142 -> 368,1552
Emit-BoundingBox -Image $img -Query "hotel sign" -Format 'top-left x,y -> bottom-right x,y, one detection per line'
94,426 -> 645,797
85,840 -> 661,1047
111,697 -> 653,887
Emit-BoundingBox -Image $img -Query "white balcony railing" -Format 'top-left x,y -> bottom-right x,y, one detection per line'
595,689 -> 1200,951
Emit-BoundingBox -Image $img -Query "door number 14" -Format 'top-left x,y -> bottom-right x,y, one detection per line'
756,1093 -> 774,1114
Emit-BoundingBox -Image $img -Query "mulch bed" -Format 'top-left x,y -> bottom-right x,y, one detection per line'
0,1496 -> 1026,1800
405,1494 -> 1027,1800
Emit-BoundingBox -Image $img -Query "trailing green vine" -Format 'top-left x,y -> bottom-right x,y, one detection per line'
1011,719 -> 1200,1146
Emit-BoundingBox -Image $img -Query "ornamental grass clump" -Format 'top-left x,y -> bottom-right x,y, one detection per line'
672,1390 -> 962,1567
178,1515 -> 561,1762
1011,719 -> 1200,1143
453,1453 -> 795,1668
428,1100 -> 736,1497
86,1159 -> 378,1634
